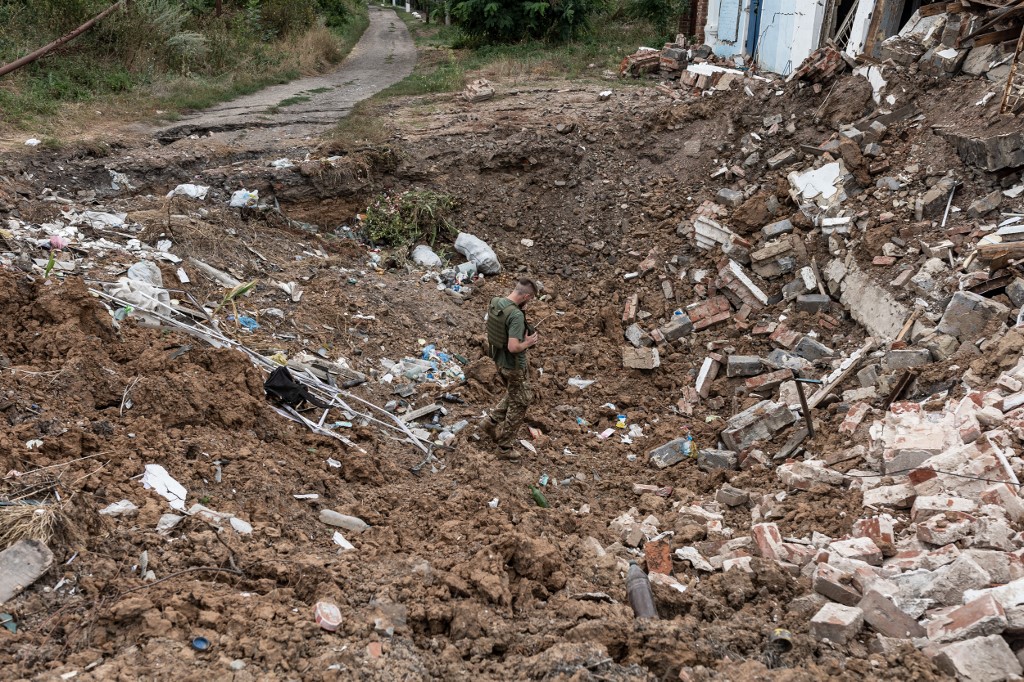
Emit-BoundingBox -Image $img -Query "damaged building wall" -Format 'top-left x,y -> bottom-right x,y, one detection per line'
703,0 -> 827,75
755,0 -> 827,76
704,0 -> 751,60
845,0 -> 876,58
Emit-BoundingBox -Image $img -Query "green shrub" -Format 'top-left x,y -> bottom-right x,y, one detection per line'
624,0 -> 688,37
364,190 -> 458,247
450,0 -> 603,44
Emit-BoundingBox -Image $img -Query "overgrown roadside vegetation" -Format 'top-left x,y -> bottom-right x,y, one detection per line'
327,2 -> 666,147
0,0 -> 369,139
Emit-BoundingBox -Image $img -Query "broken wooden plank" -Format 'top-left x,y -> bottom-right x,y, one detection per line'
807,339 -> 876,408
400,403 -> 444,423
977,241 -> 1024,258
0,539 -> 53,605
973,27 -> 1023,47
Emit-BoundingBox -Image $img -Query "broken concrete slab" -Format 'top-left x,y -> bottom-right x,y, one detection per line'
648,437 -> 693,469
828,258 -> 909,340
881,349 -> 932,371
933,635 -> 1022,681
859,588 -> 926,639
623,346 -> 660,370
726,355 -> 763,378
940,129 -> 1024,172
927,593 -> 1007,644
810,602 -> 863,644
937,291 -> 1010,342
720,400 -> 797,451
697,448 -> 738,471
0,539 -> 54,604
793,336 -> 833,361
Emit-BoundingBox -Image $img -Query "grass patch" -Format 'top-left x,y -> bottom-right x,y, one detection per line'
327,7 -> 662,147
266,94 -> 313,113
0,1 -> 370,137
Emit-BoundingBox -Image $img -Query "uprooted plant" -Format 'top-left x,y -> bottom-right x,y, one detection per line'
362,189 -> 458,247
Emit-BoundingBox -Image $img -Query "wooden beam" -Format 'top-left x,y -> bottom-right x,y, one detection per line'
977,241 -> 1024,258
974,27 -> 1024,47
400,403 -> 443,423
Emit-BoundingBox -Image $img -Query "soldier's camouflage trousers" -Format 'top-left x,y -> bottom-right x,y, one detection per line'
492,367 -> 534,448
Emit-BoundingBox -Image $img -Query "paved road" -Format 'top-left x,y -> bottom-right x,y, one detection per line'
157,6 -> 416,144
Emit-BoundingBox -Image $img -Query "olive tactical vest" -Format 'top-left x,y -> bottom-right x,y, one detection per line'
487,297 -> 525,369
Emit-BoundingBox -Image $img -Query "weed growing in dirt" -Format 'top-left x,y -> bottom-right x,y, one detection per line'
266,93 -> 313,113
364,190 -> 458,247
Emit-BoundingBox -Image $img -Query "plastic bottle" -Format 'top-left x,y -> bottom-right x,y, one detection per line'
626,562 -> 658,619
318,509 -> 370,533
681,430 -> 694,458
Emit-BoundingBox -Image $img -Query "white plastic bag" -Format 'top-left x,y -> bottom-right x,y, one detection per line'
411,244 -> 443,268
454,232 -> 501,275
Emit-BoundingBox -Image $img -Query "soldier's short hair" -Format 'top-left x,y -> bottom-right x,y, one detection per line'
515,278 -> 539,296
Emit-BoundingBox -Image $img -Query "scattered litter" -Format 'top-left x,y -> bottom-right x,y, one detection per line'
333,531 -> 355,550
109,170 -> 133,191
24,138 -> 40,146
567,377 -> 595,389
98,500 -> 139,516
0,540 -> 54,603
141,464 -> 187,511
314,601 -> 342,632
488,498 -> 499,508
229,189 -> 259,208
166,184 -> 210,200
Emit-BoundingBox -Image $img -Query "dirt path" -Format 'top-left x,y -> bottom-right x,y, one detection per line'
156,6 -> 415,147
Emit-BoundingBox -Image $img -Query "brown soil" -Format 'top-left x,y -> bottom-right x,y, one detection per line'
3,51 -> 1019,681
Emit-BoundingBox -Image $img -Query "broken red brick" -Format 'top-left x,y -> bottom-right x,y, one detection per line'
745,368 -> 794,392
752,523 -> 783,561
645,540 -> 673,575
622,294 -> 638,323
840,402 -> 871,435
873,256 -> 897,266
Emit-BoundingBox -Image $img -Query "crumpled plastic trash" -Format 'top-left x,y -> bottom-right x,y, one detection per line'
166,183 -> 210,200
271,158 -> 295,169
230,189 -> 259,208
141,464 -> 187,511
104,278 -> 173,324
127,260 -> 163,288
567,377 -> 595,389
69,211 -> 127,229
454,232 -> 501,275
109,170 -> 134,191
333,531 -> 355,550
228,315 -> 260,331
24,138 -> 41,146
99,500 -> 139,516
411,244 -> 443,268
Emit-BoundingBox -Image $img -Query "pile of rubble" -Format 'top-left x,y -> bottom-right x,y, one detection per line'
607,6 -> 1024,679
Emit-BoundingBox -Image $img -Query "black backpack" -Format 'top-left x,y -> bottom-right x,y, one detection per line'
264,366 -> 332,409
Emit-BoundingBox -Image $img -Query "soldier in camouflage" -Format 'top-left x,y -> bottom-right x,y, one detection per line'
485,278 -> 539,458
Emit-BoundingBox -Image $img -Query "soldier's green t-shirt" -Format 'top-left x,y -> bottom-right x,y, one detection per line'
488,297 -> 528,370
